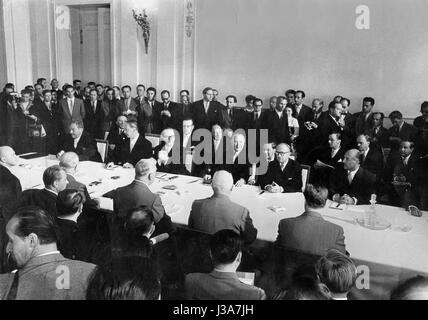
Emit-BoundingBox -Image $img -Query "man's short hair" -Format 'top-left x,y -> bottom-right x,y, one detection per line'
56,189 -> 86,217
95,84 -> 103,89
59,152 -> 79,169
42,165 -> 64,187
245,95 -> 256,103
161,90 -> 170,96
316,249 -> 357,294
401,140 -> 415,149
329,132 -> 341,141
253,98 -> 263,105
341,97 -> 351,106
420,101 -> 428,112
146,87 -> 157,95
277,96 -> 287,103
42,89 -> 52,96
137,84 -> 146,91
121,85 -> 131,92
126,119 -> 138,130
135,158 -> 156,178
202,87 -> 213,95
373,112 -> 385,121
358,134 -> 371,143
11,207 -> 57,245
210,230 -> 242,265
295,90 -> 305,98
180,89 -> 189,96
389,110 -> 403,120
391,276 -> 428,300
64,84 -> 74,92
125,206 -> 154,238
182,118 -> 193,124
73,79 -> 81,85
226,95 -> 237,103
37,78 -> 46,85
304,184 -> 328,209
363,97 -> 375,105
285,89 -> 296,96
86,256 -> 161,300
21,89 -> 32,95
70,120 -> 84,129
328,100 -> 341,110
89,89 -> 97,95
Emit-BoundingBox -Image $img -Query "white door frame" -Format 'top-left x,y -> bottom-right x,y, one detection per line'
53,0 -> 116,85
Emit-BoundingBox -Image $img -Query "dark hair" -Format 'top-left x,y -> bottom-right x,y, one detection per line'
89,89 -> 97,95
21,89 -> 32,95
391,276 -> 428,300
363,97 -> 375,105
87,81 -> 96,87
125,206 -> 154,238
64,84 -> 74,92
42,89 -> 52,96
121,85 -> 131,92
401,140 -> 415,149
420,101 -> 428,112
295,90 -> 305,99
70,119 -> 84,129
280,276 -> 332,300
329,132 -> 341,141
56,189 -> 86,217
389,110 -> 403,120
328,100 -> 342,110
36,78 -> 46,85
245,95 -> 256,103
106,88 -> 114,95
285,89 -> 296,96
226,95 -> 237,103
95,84 -> 103,89
303,184 -> 328,209
43,165 -> 64,187
316,249 -> 357,294
73,79 -> 82,85
209,230 -> 242,265
161,90 -> 170,96
253,98 -> 263,105
11,207 -> 57,244
202,87 -> 213,95
341,97 -> 350,106
146,87 -> 157,96
373,112 -> 384,121
180,90 -> 189,96
357,134 -> 371,143
86,256 -> 161,300
137,84 -> 146,91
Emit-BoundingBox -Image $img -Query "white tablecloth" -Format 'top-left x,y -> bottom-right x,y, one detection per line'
15,156 -> 428,278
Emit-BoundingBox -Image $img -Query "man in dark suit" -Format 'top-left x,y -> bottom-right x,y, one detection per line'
104,158 -> 175,247
106,119 -> 152,167
15,165 -> 69,217
107,115 -> 128,161
340,98 -> 356,134
369,112 -> 389,150
188,170 -> 257,244
83,89 -> 103,139
293,91 -> 315,158
177,90 -> 192,125
115,85 -> 138,118
135,86 -> 156,134
0,146 -> 22,210
329,149 -> 376,205
57,120 -> 102,162
191,87 -> 222,130
388,111 -> 420,153
0,207 -> 96,300
154,90 -> 180,132
246,98 -> 267,147
354,97 -> 375,136
276,184 -> 346,256
50,79 -> 63,101
220,95 -> 238,130
185,230 -> 266,300
262,96 -> 291,145
356,134 -> 384,179
98,88 -> 116,139
258,143 -> 302,193
224,133 -> 251,186
57,85 -> 85,136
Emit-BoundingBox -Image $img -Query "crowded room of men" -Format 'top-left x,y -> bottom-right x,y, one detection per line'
0,0 -> 427,301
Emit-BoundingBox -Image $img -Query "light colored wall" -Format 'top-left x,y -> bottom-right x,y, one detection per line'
0,0 -> 7,88
193,0 -> 428,117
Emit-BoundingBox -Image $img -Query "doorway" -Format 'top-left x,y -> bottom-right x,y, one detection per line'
70,4 -> 111,85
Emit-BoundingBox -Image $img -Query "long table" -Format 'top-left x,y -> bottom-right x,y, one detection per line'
14,156 -> 428,299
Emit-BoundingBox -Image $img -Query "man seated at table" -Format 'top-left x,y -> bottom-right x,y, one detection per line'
356,134 -> 384,179
329,149 -> 376,205
258,143 -> 302,193
0,207 -> 96,299
106,118 -> 152,168
188,170 -> 257,244
57,120 -> 102,162
276,184 -> 346,256
248,142 -> 276,185
224,133 -> 251,187
0,146 -> 22,209
15,165 -> 68,217
315,249 -> 357,300
185,230 -> 266,300
59,152 -> 99,210
104,158 -> 175,249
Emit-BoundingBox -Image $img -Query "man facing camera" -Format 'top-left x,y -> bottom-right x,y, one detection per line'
188,171 -> 257,244
329,149 -> 376,205
185,230 -> 266,300
276,184 -> 346,256
0,207 -> 96,300
57,120 -> 102,162
258,143 -> 302,193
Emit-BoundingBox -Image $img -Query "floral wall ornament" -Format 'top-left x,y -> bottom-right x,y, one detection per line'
132,9 -> 150,54
185,1 -> 194,38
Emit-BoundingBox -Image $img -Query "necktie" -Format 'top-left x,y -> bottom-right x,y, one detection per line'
347,171 -> 353,184
68,99 -> 73,114
6,271 -> 19,300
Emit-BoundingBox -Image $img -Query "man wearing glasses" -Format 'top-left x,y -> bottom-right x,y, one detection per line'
258,143 -> 302,193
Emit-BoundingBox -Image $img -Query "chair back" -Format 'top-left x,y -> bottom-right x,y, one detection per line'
96,139 -> 109,163
145,134 -> 160,149
300,164 -> 311,191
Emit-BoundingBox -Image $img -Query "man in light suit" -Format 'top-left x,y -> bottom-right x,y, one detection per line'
0,207 -> 96,300
185,230 -> 266,300
58,85 -> 85,136
188,171 -> 257,244
276,184 -> 346,256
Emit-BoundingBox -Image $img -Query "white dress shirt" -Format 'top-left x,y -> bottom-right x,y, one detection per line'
67,97 -> 75,114
129,133 -> 139,152
204,101 -> 210,113
276,110 -> 284,119
73,135 -> 82,149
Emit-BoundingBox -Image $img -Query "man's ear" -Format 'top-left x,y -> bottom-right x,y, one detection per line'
27,233 -> 39,249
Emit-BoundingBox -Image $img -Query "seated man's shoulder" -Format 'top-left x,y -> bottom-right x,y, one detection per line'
60,258 -> 97,274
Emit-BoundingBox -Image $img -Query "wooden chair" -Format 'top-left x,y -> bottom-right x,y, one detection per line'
145,133 -> 160,149
300,164 -> 311,191
95,139 -> 109,163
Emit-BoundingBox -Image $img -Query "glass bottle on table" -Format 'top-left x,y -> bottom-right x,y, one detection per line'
366,194 -> 377,227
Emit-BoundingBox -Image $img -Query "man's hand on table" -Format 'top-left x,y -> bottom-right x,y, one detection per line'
123,162 -> 134,169
248,176 -> 256,185
266,181 -> 283,193
235,178 -> 246,188
340,194 -> 356,205
56,150 -> 65,159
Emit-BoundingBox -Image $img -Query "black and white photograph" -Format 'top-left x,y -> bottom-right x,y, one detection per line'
0,0 -> 428,306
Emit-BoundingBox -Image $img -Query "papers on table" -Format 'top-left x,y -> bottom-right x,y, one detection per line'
315,160 -> 335,169
267,205 -> 287,214
329,202 -> 347,210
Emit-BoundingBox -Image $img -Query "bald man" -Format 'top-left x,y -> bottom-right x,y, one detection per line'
258,143 -> 302,193
188,170 -> 257,244
329,149 -> 376,205
0,146 -> 22,209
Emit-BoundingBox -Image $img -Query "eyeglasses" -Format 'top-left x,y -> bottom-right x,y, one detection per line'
275,151 -> 290,156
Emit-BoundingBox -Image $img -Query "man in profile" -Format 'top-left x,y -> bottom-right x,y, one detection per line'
276,184 -> 346,256
188,171 -> 257,244
0,207 -> 96,299
185,230 -> 266,300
